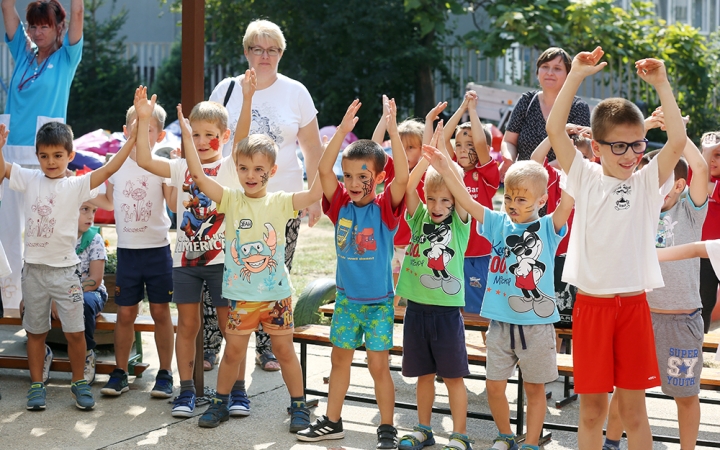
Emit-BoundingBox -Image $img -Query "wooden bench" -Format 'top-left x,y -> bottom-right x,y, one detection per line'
0,308 -> 178,377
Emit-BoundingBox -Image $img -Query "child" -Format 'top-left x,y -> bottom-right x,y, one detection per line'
0,110 -> 135,411
296,98 -> 408,448
177,103 -> 323,431
396,122 -> 474,450
546,47 -> 687,449
93,88 -> 176,399
444,90 -> 500,314
700,132 -> 720,332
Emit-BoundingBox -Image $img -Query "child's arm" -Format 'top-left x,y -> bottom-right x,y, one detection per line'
467,93 -> 491,166
423,101 -> 447,145
177,105 -> 224,204
443,92 -> 471,159
552,189 -> 574,234
166,186 -> 178,213
386,97 -> 408,209
701,134 -> 720,197
371,94 -> 388,145
135,88 -> 171,178
0,124 -> 10,179
530,137 -> 552,165
89,182 -> 114,211
657,241 -> 708,262
292,173 -> 323,211
233,68 -> 256,148
83,259 -> 105,292
682,138 -> 709,207
319,100 -> 361,202
547,47 -> 607,174
407,122 -> 443,216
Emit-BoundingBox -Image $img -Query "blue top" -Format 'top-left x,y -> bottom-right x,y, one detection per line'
479,210 -> 566,324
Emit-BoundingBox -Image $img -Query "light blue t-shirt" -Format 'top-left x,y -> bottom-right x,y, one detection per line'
479,210 -> 565,325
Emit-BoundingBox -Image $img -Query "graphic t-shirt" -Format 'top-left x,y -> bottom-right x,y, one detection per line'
480,211 -> 565,325
323,181 -> 403,304
76,232 -> 107,295
217,188 -> 296,301
169,158 -> 226,267
396,204 -> 470,306
462,160 -> 500,257
383,155 -> 424,247
10,165 -> 94,267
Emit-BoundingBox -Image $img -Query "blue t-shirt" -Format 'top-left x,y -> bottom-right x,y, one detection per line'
479,210 -> 565,324
323,181 -> 403,304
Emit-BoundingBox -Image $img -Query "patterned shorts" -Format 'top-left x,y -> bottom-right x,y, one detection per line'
225,296 -> 294,336
329,293 -> 394,351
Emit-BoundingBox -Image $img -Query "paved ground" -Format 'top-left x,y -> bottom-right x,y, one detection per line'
1,324 -> 719,449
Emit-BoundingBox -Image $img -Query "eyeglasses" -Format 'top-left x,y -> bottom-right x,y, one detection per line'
248,46 -> 281,56
596,138 -> 648,155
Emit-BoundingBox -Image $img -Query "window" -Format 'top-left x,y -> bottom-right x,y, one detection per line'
674,0 -> 689,22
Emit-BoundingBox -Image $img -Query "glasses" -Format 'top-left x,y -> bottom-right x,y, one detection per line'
248,46 -> 281,57
596,138 -> 648,155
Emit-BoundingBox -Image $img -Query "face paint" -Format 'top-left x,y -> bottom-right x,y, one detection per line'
362,164 -> 368,170
261,171 -> 269,186
209,136 -> 220,151
468,148 -> 478,166
362,178 -> 374,198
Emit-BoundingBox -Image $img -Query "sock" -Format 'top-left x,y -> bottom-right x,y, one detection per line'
179,379 -> 195,394
290,396 -> 306,408
604,438 -> 621,449
216,393 -> 230,404
232,380 -> 245,392
491,434 -> 516,450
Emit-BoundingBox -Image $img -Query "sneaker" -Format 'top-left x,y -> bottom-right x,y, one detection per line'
198,398 -> 229,428
296,415 -> 345,442
488,434 -> 517,450
398,425 -> 435,450
377,424 -> 398,449
26,382 -> 46,411
443,433 -> 474,450
150,369 -> 174,398
84,349 -> 96,385
289,401 -> 310,433
42,344 -> 53,384
101,368 -> 129,396
172,390 -> 196,417
229,389 -> 251,416
71,379 -> 95,410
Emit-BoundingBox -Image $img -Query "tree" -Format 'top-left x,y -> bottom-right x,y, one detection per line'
150,38 -> 182,124
67,0 -> 138,136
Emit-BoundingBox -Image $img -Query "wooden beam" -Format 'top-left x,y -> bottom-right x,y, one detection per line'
181,0 -> 205,116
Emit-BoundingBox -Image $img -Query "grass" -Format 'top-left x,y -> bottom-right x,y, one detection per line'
289,216 -> 337,305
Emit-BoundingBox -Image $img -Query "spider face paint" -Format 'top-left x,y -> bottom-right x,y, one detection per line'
455,129 -> 479,170
503,187 -> 544,223
361,177 -> 374,198
342,158 -> 380,206
260,171 -> 269,186
236,153 -> 275,198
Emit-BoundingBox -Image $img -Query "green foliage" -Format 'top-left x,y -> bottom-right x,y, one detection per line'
150,38 -> 181,124
67,0 -> 138,135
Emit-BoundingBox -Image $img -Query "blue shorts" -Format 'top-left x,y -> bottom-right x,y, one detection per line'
329,293 -> 394,351
464,256 -> 490,314
401,300 -> 470,379
115,246 -> 173,306
172,265 -> 226,307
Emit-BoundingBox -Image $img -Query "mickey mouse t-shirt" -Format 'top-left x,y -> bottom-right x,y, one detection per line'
479,210 -> 565,325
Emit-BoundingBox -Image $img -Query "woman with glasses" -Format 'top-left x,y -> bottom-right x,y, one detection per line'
0,0 -> 84,309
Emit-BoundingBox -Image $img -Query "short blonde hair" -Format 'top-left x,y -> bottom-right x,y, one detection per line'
126,103 -> 167,130
189,101 -> 229,133
243,19 -> 286,52
424,160 -> 464,195
234,134 -> 278,166
504,160 -> 548,196
397,119 -> 423,146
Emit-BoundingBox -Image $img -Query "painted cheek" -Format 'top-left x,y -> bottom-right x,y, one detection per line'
468,149 -> 478,166
361,179 -> 374,198
260,172 -> 269,186
209,137 -> 220,151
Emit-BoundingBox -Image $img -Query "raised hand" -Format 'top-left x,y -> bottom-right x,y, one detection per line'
429,119 -> 443,148
423,144 -> 450,172
425,101 -> 448,122
385,97 -> 398,135
338,99 -> 361,134
571,46 -> 607,78
635,58 -> 668,87
176,104 -> 193,138
702,132 -> 720,153
126,118 -> 138,141
133,86 -> 156,120
0,124 -> 9,149
467,90 -> 478,111
241,68 -> 257,98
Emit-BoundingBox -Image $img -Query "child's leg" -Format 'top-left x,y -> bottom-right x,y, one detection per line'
27,331 -> 49,382
614,388 -> 652,449
326,346 -> 354,422
367,349 -> 395,425
443,377 -> 468,434
145,246 -> 175,372
578,393 -> 609,449
65,331 -> 87,381
675,395 -> 700,450
216,333 -> 251,395
487,379 -> 513,435
114,303 -> 140,372
175,303 -> 201,382
268,333 -> 304,397
149,302 -> 174,371
604,392 -> 624,443
523,382 -> 547,446
83,291 -> 106,351
113,248 -> 147,372
416,374 -> 435,426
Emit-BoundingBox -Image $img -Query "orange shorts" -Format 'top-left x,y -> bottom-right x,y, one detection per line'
225,297 -> 294,336
572,292 -> 660,394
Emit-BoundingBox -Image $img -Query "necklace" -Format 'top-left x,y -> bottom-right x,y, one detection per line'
17,51 -> 51,92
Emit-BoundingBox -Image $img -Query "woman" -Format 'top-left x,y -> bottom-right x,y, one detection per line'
209,19 -> 323,372
0,0 -> 84,309
500,47 -> 590,177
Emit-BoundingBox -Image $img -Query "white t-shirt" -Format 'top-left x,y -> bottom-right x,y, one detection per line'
562,151 -> 665,294
108,158 -> 170,249
707,239 -> 720,279
0,185 -> 11,277
209,73 -> 318,193
168,158 -> 226,267
9,164 -> 94,267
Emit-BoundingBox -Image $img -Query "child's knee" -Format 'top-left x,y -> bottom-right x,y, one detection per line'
64,330 -> 85,343
330,347 -> 354,366
366,352 -> 390,376
149,303 -> 171,321
486,380 -> 507,397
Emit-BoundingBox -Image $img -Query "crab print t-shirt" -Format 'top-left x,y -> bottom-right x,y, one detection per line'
323,180 -> 403,304
396,203 -> 470,307
218,188 -> 296,302
479,210 -> 565,325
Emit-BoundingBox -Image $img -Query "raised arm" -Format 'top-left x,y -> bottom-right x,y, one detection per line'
443,92 -> 471,159
424,101 -> 447,145
319,100 -> 361,202
0,123 -> 10,179
178,105 -> 224,204
657,241 -> 708,262
467,92 -> 492,166
552,189 -> 574,234
68,0 -> 84,45
407,121 -> 442,216
386,97 -> 408,208
371,94 -> 388,145
1,0 -> 20,41
134,87 -> 171,178
233,68 -> 256,148
297,118 -> 323,227
682,138 -> 709,207
531,137 -> 552,165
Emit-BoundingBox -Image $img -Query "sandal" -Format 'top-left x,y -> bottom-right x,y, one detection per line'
442,432 -> 474,450
398,425 -> 435,450
203,352 -> 217,371
255,351 -> 281,371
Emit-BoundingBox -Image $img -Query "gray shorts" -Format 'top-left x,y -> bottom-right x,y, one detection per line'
652,310 -> 704,397
172,265 -> 227,307
22,263 -> 84,334
486,320 -> 558,384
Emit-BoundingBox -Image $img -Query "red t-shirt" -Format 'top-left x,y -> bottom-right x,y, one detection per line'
383,156 -> 424,247
544,159 -> 573,255
462,160 -> 500,257
702,181 -> 720,241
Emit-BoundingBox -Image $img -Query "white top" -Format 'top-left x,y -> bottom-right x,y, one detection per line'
209,73 -> 318,193
708,239 -> 720,280
0,185 -> 11,277
108,158 -> 170,249
562,151 -> 665,294
9,164 -> 94,267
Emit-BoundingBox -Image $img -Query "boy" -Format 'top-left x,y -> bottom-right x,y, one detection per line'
396,123 -> 473,450
173,102 -> 323,431
92,87 -> 175,399
444,90 -> 500,314
297,98 -> 408,448
546,47 -> 687,449
700,132 -> 720,333
0,107 -> 136,411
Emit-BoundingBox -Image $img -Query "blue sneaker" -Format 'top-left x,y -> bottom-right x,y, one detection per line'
289,401 -> 310,432
151,370 -> 173,398
198,398 -> 229,428
229,389 -> 250,416
26,382 -> 46,411
171,390 -> 196,418
71,379 -> 95,410
101,368 -> 129,396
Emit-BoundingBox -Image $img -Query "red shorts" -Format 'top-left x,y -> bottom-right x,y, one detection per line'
572,293 -> 660,394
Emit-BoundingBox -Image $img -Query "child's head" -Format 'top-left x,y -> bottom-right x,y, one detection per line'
702,132 -> 720,179
78,201 -> 98,236
397,119 -> 423,169
125,103 -> 168,151
424,161 -> 463,224
233,134 -> 278,198
26,0 -> 66,48
638,149 -> 688,212
503,160 -> 549,224
571,134 -> 593,160
454,122 -> 492,170
35,121 -> 74,179
341,139 -> 387,206
590,98 -> 647,180
189,101 -> 231,163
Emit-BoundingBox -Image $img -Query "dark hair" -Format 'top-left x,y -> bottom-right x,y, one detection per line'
591,98 -> 645,142
640,149 -> 688,181
27,1 -> 66,44
36,121 -> 73,154
342,139 -> 387,174
536,47 -> 571,75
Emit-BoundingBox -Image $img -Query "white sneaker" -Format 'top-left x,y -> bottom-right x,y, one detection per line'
42,344 -> 53,384
84,349 -> 96,385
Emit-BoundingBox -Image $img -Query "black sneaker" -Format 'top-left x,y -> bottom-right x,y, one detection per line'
377,424 -> 398,449
296,415 -> 345,441
101,369 -> 129,396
